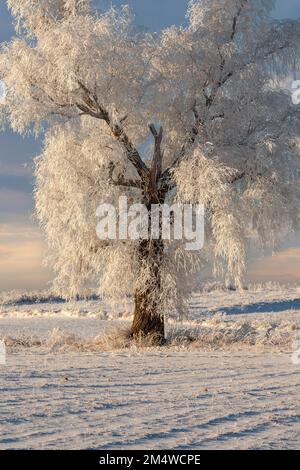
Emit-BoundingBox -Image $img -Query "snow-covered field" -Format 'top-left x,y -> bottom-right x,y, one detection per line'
0,284 -> 300,449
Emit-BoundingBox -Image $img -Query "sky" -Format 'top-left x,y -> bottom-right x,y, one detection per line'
0,0 -> 300,291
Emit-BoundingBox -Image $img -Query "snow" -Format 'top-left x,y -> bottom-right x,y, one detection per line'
0,284 -> 300,449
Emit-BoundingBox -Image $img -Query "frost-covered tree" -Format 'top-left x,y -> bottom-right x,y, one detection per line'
1,0 -> 300,343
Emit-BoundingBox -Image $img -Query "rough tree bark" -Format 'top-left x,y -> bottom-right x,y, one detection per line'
130,238 -> 165,344
129,124 -> 166,344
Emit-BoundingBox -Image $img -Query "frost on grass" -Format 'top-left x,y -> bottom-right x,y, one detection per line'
2,284 -> 299,352
0,290 -> 67,306
2,316 -> 299,353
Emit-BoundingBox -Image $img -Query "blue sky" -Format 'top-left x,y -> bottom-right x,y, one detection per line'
0,0 -> 300,290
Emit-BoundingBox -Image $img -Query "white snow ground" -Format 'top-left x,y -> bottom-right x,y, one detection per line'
0,284 -> 300,449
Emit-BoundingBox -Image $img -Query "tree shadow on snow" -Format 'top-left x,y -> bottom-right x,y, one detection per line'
216,299 -> 300,315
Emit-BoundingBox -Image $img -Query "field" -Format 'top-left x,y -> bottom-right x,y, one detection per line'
0,284 -> 300,449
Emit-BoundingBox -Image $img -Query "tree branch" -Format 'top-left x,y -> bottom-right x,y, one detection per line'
231,0 -> 248,41
160,101 -> 202,186
108,161 -> 141,189
228,170 -> 246,184
149,123 -> 163,179
158,170 -> 176,199
162,1 -> 292,180
76,81 -> 149,180
149,123 -> 164,203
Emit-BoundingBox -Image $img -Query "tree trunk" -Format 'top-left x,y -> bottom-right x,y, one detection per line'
129,238 -> 165,344
130,123 -> 165,344
130,290 -> 165,343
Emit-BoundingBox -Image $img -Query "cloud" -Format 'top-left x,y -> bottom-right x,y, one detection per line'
0,188 -> 33,213
275,0 -> 300,19
0,222 -> 52,291
248,247 -> 300,283
0,0 -> 14,42
0,174 -> 33,192
0,128 -> 41,169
